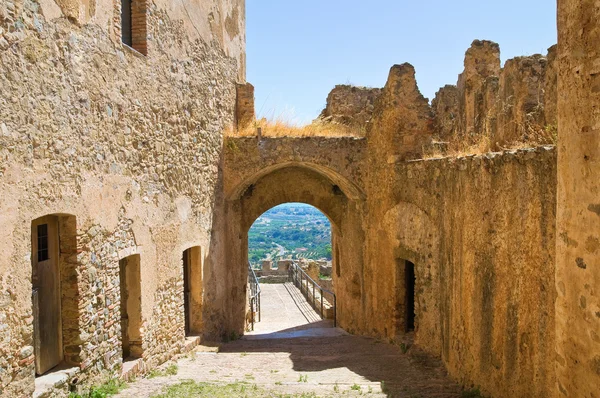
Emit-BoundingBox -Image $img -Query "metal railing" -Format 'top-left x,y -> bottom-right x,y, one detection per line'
248,262 -> 261,331
288,262 -> 337,327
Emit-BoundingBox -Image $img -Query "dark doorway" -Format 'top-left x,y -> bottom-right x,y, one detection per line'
182,247 -> 202,336
183,249 -> 191,336
405,261 -> 415,331
119,255 -> 142,360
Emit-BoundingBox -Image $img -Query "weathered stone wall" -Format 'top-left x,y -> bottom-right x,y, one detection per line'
236,82 -> 255,130
555,0 -> 600,395
364,147 -> 557,397
368,63 -> 433,161
0,0 -> 244,395
319,85 -> 382,130
433,41 -> 558,150
431,85 -> 459,140
456,40 -> 502,140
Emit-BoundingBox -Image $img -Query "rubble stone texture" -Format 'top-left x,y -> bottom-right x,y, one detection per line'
431,85 -> 459,140
0,0 -> 244,396
555,0 -> 600,396
456,40 -> 502,139
319,85 -> 382,130
368,63 -> 433,161
236,82 -> 255,130
431,40 -> 558,150
1,0 -> 599,397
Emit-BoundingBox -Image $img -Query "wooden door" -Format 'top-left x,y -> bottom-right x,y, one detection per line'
32,216 -> 62,375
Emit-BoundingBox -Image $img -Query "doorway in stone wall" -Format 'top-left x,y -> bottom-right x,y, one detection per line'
31,214 -> 81,383
119,254 -> 143,360
32,216 -> 62,375
182,246 -> 203,336
395,258 -> 416,336
246,203 -> 336,335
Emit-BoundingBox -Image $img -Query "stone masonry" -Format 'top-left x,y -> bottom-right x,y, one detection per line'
1,1 -> 600,398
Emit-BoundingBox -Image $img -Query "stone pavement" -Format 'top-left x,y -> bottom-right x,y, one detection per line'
114,284 -> 462,397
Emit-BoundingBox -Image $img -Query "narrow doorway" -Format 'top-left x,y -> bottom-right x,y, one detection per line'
405,260 -> 415,331
31,216 -> 62,375
183,249 -> 191,336
395,258 -> 416,335
119,255 -> 142,360
182,247 -> 202,336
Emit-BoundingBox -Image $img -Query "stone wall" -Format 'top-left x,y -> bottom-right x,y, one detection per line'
0,0 -> 244,395
364,147 -> 557,397
432,40 -> 558,150
236,82 -> 255,130
319,85 -> 382,130
555,0 -> 600,395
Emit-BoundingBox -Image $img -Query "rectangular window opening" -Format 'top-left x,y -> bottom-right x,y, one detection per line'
121,0 -> 132,47
37,224 -> 49,262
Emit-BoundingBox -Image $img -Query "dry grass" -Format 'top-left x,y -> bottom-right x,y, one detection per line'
423,123 -> 557,159
227,118 -> 365,138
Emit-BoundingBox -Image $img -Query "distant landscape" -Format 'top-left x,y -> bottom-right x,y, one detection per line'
248,203 -> 332,266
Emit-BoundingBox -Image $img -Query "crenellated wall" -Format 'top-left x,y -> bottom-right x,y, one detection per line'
432,40 -> 558,149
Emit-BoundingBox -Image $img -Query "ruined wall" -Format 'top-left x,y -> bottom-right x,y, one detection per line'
456,40 -> 502,140
431,85 -> 459,140
319,85 -> 382,130
555,0 -> 600,395
368,63 -> 433,162
0,0 -> 244,395
432,41 -> 558,150
364,147 -> 557,397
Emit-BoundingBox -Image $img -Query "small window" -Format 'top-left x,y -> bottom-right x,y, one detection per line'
121,0 -> 132,47
120,0 -> 147,55
37,224 -> 49,262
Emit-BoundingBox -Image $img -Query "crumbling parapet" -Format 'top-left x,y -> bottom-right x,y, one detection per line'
431,85 -> 459,141
319,85 -> 382,129
495,54 -> 548,147
368,63 -> 433,161
432,41 -> 557,150
456,40 -> 502,138
236,82 -> 255,130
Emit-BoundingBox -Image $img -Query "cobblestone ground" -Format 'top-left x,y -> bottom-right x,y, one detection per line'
114,284 -> 462,397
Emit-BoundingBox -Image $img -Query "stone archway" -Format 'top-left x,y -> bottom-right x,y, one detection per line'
224,163 -> 367,336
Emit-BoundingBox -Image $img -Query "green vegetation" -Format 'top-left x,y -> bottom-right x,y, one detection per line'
147,364 -> 179,379
68,378 -> 126,398
461,387 -> 485,398
151,381 -> 319,397
248,203 -> 332,266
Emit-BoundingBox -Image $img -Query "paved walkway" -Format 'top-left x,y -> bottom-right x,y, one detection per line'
246,283 -> 342,339
114,283 -> 462,397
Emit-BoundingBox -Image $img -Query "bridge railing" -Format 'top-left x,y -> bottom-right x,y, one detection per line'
248,262 -> 261,331
288,261 -> 337,327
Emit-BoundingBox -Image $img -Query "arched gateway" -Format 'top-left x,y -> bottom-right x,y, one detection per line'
222,137 -> 368,336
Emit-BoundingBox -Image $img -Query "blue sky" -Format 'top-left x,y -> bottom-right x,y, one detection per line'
246,0 -> 557,125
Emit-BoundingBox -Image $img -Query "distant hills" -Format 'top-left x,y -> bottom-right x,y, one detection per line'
248,203 -> 332,266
